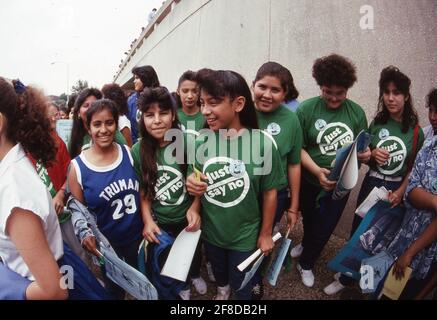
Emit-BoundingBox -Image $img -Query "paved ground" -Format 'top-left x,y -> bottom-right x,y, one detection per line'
190,219 -> 366,301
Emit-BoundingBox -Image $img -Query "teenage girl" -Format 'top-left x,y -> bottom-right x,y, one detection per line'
69,88 -> 127,159
325,66 -> 424,295
131,86 -> 206,300
68,99 -> 144,298
293,54 -> 371,288
252,61 -> 302,231
176,70 -> 204,134
185,69 -> 286,300
0,78 -> 108,300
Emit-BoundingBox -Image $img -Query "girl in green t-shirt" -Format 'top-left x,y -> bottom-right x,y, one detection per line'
252,61 -> 302,232
176,70 -> 205,134
185,69 -> 286,300
326,66 -> 424,295
294,54 -> 371,288
132,86 -> 205,300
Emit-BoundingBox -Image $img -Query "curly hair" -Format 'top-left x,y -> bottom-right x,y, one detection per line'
0,77 -> 56,167
102,83 -> 129,116
312,54 -> 357,89
374,66 -> 418,133
137,86 -> 181,201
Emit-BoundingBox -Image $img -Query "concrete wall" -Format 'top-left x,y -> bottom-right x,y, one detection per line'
114,0 -> 437,238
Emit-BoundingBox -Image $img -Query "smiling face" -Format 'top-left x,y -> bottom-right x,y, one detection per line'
383,82 -> 407,121
88,108 -> 116,149
142,103 -> 175,144
253,75 -> 286,113
320,85 -> 348,110
79,96 -> 97,124
177,80 -> 199,112
200,91 -> 244,131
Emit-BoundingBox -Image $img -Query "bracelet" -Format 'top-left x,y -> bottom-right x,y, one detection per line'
287,209 -> 300,215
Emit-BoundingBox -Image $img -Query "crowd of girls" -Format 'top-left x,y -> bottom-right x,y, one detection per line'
1,54 -> 435,300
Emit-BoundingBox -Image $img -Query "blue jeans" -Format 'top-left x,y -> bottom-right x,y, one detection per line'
204,241 -> 254,300
340,174 -> 402,286
274,188 -> 290,225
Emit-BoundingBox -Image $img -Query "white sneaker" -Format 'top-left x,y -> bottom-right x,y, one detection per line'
334,272 -> 341,281
297,263 -> 314,287
192,276 -> 207,295
206,262 -> 216,282
214,285 -> 231,300
323,280 -> 345,295
179,288 -> 191,300
290,243 -> 304,258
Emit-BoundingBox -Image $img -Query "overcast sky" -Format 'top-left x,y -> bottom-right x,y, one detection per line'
0,0 -> 163,95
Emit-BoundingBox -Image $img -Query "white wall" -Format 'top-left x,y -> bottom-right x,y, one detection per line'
115,0 -> 437,237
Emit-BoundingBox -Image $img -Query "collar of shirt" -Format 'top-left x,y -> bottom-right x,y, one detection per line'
0,143 -> 26,179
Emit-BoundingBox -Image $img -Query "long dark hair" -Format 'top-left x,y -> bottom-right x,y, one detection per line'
137,86 -> 180,200
0,78 -> 56,167
196,69 -> 259,129
374,66 -> 418,133
253,62 -> 299,101
69,88 -> 102,158
132,65 -> 160,90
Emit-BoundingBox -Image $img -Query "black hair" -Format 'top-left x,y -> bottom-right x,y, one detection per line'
102,83 -> 129,116
137,86 -> 181,200
175,70 -> 199,109
312,54 -> 357,89
374,66 -> 418,132
426,88 -> 437,109
196,68 -> 259,129
85,99 -> 119,130
253,62 -> 299,101
132,65 -> 160,90
69,88 -> 102,158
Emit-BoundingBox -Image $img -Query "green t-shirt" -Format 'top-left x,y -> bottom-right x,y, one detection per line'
81,131 -> 127,151
190,129 -> 286,251
177,109 -> 205,135
256,104 -> 303,185
131,138 -> 191,225
368,118 -> 424,177
297,96 -> 368,186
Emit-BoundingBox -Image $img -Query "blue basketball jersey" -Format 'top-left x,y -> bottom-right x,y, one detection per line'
72,144 -> 143,247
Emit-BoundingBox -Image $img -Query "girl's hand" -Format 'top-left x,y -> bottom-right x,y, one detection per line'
186,173 -> 208,197
257,233 -> 274,256
82,236 -> 100,257
317,168 -> 336,192
286,208 -> 300,231
186,209 -> 201,232
372,148 -> 390,166
393,250 -> 413,280
52,191 -> 65,215
142,220 -> 162,244
388,190 -> 403,208
358,147 -> 371,164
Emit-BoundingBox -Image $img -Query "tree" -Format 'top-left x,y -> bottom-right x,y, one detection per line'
71,80 -> 89,94
59,93 -> 68,102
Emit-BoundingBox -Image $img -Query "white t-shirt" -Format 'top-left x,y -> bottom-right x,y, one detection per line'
0,144 -> 63,281
118,115 -> 131,131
